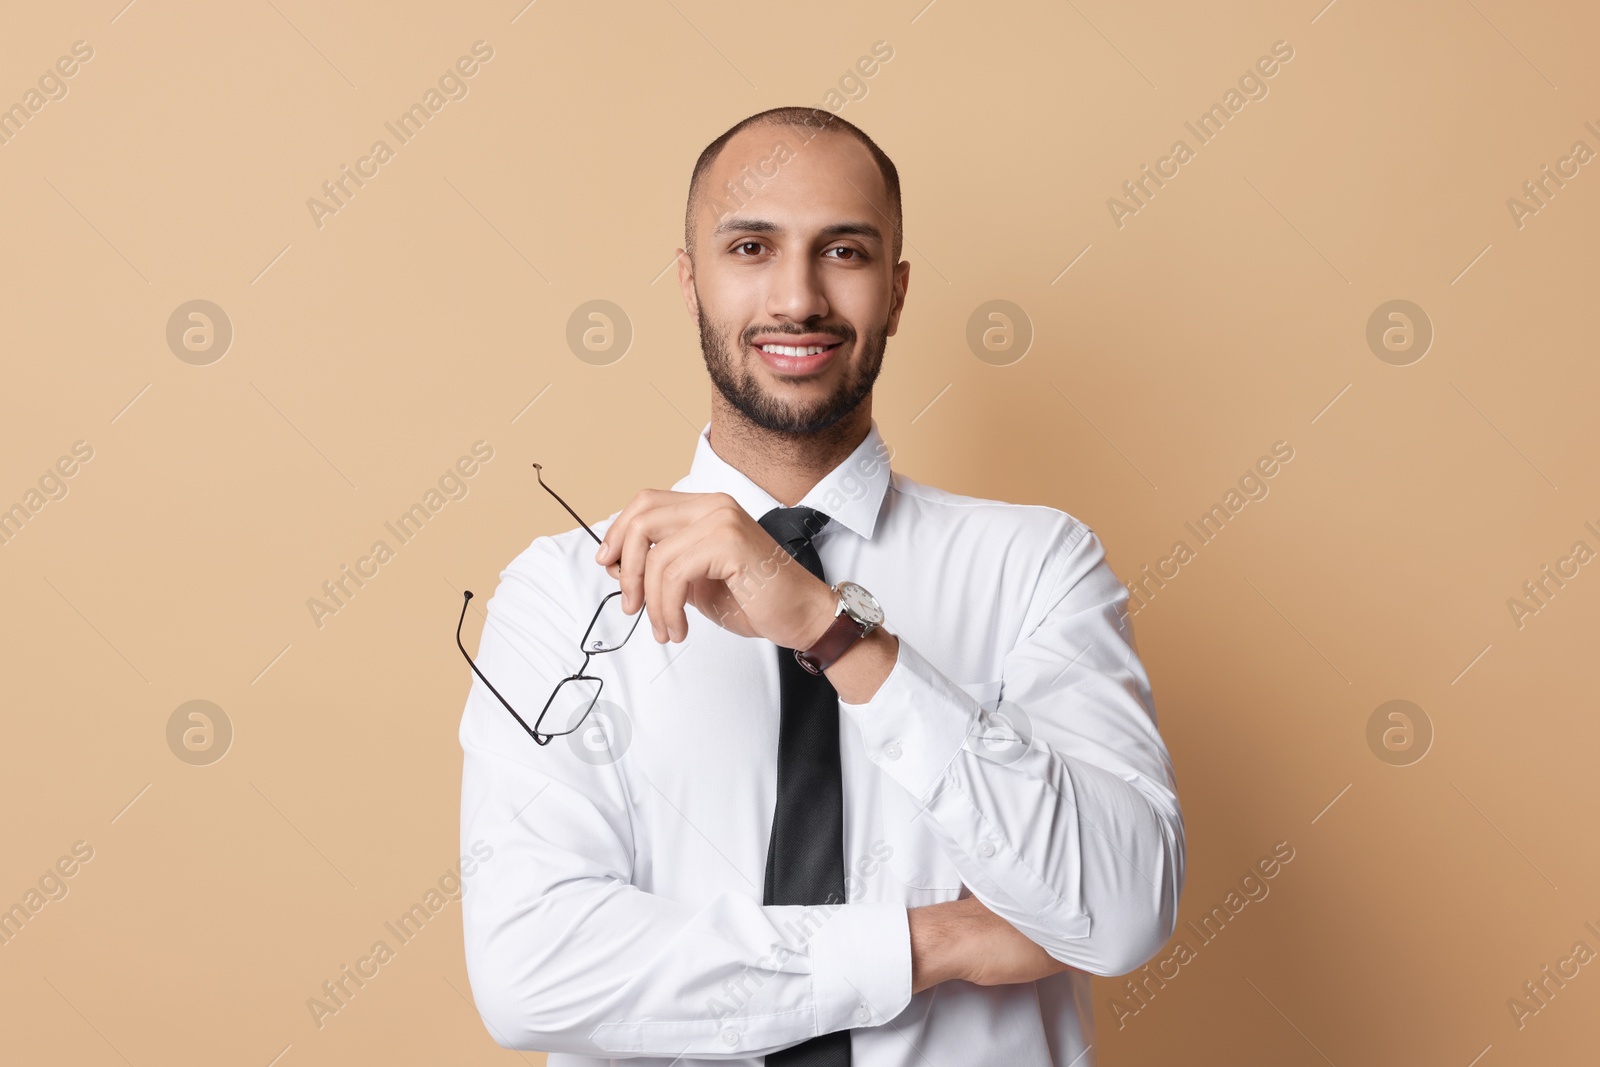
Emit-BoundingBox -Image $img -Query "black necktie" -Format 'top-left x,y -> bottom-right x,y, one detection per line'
757,506 -> 851,1067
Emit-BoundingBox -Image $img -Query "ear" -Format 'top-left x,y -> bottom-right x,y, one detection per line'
885,258 -> 911,337
676,248 -> 698,319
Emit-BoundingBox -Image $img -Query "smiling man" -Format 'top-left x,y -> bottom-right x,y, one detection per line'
459,107 -> 1184,1066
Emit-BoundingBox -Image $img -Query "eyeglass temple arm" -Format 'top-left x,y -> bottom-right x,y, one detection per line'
456,591 -> 554,746
533,463 -> 602,546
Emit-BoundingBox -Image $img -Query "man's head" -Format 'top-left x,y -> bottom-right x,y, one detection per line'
678,108 -> 909,437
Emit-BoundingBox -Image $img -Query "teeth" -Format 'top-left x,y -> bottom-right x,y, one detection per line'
759,344 -> 832,356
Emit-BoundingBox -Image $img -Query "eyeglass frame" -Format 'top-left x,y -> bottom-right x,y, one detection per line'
455,463 -> 643,747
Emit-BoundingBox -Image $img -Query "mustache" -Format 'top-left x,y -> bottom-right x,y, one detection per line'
743,325 -> 854,344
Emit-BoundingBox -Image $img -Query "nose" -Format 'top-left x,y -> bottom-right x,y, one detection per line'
764,250 -> 830,325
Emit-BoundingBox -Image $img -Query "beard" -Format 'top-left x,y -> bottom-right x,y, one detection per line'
696,295 -> 888,436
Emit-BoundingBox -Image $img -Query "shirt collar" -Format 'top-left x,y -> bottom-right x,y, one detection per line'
671,418 -> 893,541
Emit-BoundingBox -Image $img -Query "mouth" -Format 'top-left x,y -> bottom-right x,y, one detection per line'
751,339 -> 845,377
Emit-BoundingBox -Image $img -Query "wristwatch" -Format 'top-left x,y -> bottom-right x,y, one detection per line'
795,580 -> 885,675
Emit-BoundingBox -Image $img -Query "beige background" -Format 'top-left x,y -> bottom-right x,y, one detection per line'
2,0 -> 1597,1063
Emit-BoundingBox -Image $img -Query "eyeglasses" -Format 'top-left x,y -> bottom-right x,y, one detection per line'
455,463 -> 643,747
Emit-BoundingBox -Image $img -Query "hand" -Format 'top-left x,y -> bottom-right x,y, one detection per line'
909,894 -> 1073,994
593,489 -> 836,648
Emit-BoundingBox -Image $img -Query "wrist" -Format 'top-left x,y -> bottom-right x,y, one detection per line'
799,578 -> 891,691
821,626 -> 896,703
908,898 -> 973,994
796,579 -> 841,651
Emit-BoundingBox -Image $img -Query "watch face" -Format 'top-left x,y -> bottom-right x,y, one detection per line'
836,581 -> 884,627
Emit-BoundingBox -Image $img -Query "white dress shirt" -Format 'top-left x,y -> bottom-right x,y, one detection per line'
458,417 -> 1184,1065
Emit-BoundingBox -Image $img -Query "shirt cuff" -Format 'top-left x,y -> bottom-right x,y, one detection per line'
838,635 -> 979,801
805,901 -> 912,1031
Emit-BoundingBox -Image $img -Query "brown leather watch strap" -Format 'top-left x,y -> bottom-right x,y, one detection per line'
794,610 -> 867,675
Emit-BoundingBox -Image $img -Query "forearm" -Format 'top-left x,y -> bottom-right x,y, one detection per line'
908,896 -> 1074,994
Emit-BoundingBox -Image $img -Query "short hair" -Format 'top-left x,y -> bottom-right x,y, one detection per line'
684,106 -> 902,264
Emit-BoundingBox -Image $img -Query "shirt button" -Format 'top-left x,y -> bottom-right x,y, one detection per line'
721,1028 -> 739,1046
883,741 -> 901,761
977,841 -> 996,858
855,1004 -> 871,1023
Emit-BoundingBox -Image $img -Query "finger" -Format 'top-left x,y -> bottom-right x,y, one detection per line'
672,505 -> 762,640
614,498 -> 657,616
643,524 -> 707,642
649,529 -> 717,642
616,494 -> 736,614
642,531 -> 673,642
595,490 -> 649,566
596,489 -> 706,565
613,491 -> 705,612
628,493 -> 739,547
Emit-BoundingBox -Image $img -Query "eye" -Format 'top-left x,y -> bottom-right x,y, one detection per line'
731,241 -> 767,256
824,246 -> 864,261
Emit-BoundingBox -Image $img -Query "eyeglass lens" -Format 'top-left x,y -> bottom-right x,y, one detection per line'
539,675 -> 605,737
584,590 -> 643,653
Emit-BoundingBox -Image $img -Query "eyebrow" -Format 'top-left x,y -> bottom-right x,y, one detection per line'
712,217 -> 884,246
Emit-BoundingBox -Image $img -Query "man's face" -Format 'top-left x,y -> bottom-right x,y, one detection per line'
678,125 -> 910,435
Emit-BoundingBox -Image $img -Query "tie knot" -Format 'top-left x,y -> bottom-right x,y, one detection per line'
758,506 -> 831,551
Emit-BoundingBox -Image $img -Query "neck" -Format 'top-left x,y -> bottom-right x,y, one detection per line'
705,390 -> 871,507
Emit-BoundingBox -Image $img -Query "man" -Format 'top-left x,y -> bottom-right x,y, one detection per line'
459,107 -> 1184,1065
